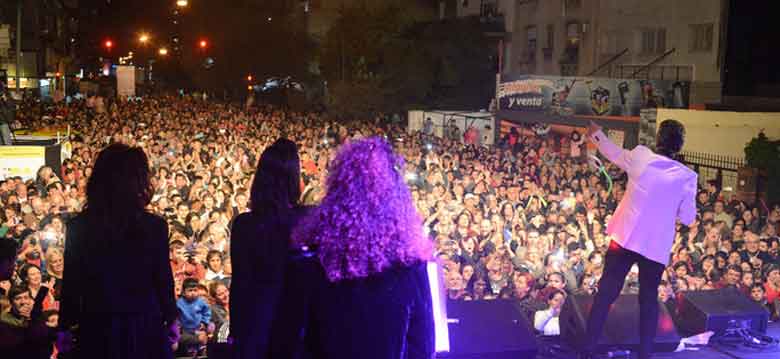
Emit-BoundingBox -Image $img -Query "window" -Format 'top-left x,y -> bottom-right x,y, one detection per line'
640,28 -> 666,54
523,26 -> 538,63
545,24 -> 554,49
527,26 -> 538,52
689,23 -> 714,52
566,22 -> 580,47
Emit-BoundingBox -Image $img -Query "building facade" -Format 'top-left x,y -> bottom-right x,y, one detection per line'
0,0 -> 78,96
508,0 -> 724,105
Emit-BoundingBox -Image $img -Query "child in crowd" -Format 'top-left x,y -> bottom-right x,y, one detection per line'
177,277 -> 214,356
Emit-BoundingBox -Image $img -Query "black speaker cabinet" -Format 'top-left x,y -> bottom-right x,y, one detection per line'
560,294 -> 682,353
676,288 -> 769,336
438,299 -> 538,359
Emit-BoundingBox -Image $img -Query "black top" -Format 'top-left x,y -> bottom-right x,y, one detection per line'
229,207 -> 308,359
59,212 -> 177,330
272,255 -> 436,359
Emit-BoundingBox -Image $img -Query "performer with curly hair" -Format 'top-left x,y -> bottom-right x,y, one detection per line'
282,136 -> 435,359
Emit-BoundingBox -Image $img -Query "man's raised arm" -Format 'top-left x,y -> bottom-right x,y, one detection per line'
587,121 -> 633,173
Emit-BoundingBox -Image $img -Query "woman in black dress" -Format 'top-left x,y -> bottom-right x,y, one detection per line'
230,138 -> 308,359
58,143 -> 178,359
289,137 -> 436,359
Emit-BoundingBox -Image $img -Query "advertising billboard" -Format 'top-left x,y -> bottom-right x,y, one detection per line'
497,75 -> 690,117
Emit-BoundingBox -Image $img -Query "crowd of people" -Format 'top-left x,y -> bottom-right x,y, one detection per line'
0,94 -> 779,357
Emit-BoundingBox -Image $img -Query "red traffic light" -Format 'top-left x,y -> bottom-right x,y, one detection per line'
104,40 -> 114,49
199,40 -> 208,49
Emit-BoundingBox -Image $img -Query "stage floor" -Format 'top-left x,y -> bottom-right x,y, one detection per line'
538,322 -> 780,359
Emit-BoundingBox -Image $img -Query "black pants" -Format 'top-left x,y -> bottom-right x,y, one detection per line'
585,241 -> 665,359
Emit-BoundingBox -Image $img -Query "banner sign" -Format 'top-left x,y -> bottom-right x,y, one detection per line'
0,146 -> 46,180
497,75 -> 690,117
116,65 -> 136,98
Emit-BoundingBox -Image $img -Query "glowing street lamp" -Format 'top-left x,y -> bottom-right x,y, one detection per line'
176,0 -> 188,7
159,48 -> 169,56
139,33 -> 150,44
247,75 -> 253,81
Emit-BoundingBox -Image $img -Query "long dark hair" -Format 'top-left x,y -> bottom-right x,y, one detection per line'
249,138 -> 301,216
85,143 -> 152,236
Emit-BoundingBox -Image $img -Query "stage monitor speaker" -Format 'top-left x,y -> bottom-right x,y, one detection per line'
676,288 -> 769,336
438,299 -> 538,359
560,294 -> 682,353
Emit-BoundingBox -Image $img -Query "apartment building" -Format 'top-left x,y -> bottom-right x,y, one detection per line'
0,0 -> 78,96
509,0 -> 724,105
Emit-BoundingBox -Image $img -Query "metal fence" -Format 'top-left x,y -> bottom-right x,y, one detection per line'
610,64 -> 694,81
679,151 -> 746,191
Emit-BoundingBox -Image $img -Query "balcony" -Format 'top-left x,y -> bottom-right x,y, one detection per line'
480,0 -> 500,18
560,63 -> 578,76
479,0 -> 505,32
559,46 -> 579,65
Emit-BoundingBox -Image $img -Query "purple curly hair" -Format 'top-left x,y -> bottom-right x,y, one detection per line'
293,136 -> 433,282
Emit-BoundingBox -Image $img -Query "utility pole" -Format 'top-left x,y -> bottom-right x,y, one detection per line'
15,0 -> 22,95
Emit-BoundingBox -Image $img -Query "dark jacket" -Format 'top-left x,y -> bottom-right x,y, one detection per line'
272,255 -> 436,359
0,311 -> 55,359
59,212 -> 177,359
229,207 -> 308,359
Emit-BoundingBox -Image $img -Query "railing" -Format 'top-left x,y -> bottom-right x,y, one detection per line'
679,151 -> 745,190
559,46 -> 579,64
480,0 -> 499,18
560,63 -> 578,76
587,48 -> 629,76
610,64 -> 693,81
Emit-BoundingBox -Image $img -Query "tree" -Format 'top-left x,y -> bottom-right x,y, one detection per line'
319,5 -> 497,118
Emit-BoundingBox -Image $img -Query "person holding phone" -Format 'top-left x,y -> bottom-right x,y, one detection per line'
534,289 -> 566,336
581,120 -> 697,359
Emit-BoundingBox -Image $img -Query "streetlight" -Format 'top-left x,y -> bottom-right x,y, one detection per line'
159,48 -> 169,56
247,75 -> 253,81
139,33 -> 150,44
176,0 -> 188,7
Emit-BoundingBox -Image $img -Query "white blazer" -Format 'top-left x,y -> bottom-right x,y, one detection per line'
591,130 -> 698,265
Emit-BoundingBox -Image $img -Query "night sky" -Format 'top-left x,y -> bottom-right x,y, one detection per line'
75,0 -> 780,97
78,0 -> 301,89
